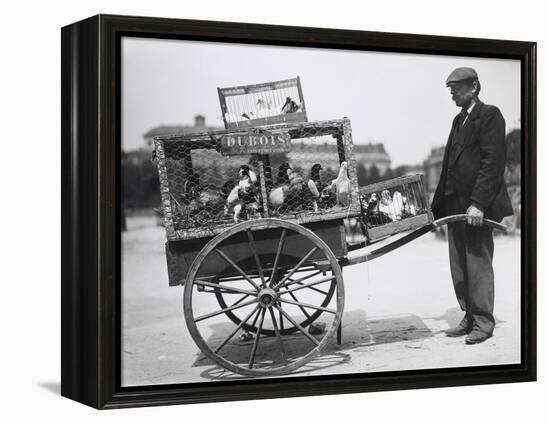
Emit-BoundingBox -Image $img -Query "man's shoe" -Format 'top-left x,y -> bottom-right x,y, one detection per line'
465,330 -> 492,345
445,326 -> 470,337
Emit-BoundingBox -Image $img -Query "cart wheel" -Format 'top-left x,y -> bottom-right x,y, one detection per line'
184,218 -> 344,376
213,255 -> 337,336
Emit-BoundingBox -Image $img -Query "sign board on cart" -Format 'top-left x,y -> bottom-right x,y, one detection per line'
220,132 -> 291,156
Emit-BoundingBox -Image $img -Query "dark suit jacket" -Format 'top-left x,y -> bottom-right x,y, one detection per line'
431,100 -> 513,222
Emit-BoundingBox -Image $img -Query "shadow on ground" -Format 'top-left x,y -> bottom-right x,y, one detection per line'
192,309 -> 436,379
428,307 -> 505,329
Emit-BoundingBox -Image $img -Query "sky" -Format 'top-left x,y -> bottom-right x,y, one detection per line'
122,37 -> 520,167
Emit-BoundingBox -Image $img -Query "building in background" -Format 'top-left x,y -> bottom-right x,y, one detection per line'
354,143 -> 391,175
143,114 -> 223,149
423,146 -> 445,194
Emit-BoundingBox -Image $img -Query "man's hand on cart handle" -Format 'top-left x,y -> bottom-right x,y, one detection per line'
466,204 -> 484,226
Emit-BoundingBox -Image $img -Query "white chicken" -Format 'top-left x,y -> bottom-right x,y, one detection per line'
330,161 -> 351,207
226,165 -> 259,222
378,190 -> 408,222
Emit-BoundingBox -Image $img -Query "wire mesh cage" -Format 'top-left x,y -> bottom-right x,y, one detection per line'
218,77 -> 307,130
359,174 -> 433,242
154,118 -> 360,241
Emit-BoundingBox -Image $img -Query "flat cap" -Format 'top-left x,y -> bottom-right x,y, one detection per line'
446,67 -> 479,85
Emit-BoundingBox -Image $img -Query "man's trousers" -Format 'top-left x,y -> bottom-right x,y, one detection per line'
447,221 -> 495,335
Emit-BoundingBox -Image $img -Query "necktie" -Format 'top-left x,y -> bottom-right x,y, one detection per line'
452,110 -> 468,143
456,110 -> 468,128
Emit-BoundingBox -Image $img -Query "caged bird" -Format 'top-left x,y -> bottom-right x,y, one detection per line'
378,189 -> 405,222
329,161 -> 352,207
401,195 -> 417,218
268,162 -> 320,213
176,172 -> 226,220
268,162 -> 292,213
226,165 -> 261,222
307,164 -> 323,213
280,96 -> 301,114
255,98 -> 273,118
286,165 -> 306,210
362,192 -> 392,226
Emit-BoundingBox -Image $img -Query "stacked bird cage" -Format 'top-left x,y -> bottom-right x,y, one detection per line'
218,77 -> 307,129
359,174 -> 433,242
154,119 -> 360,241
153,76 -> 361,241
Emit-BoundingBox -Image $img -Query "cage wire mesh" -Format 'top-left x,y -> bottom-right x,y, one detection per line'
156,122 -> 357,240
358,175 -> 432,240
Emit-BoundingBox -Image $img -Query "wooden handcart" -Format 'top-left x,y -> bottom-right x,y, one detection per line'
152,77 -> 506,377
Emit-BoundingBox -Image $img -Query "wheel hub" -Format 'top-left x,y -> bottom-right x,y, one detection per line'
257,288 -> 278,308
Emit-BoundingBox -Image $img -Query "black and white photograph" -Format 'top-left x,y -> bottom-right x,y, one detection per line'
3,0 -> 546,419
121,37 -> 522,385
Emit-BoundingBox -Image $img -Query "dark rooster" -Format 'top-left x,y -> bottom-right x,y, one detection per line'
269,162 -> 320,213
268,162 -> 292,213
307,164 -> 323,212
176,172 -> 226,224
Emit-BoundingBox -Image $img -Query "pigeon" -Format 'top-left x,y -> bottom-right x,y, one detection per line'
280,96 -> 300,114
330,161 -> 352,206
379,190 -> 400,221
255,98 -> 273,118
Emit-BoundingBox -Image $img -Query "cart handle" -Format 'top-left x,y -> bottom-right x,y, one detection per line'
433,214 -> 508,233
343,214 -> 508,266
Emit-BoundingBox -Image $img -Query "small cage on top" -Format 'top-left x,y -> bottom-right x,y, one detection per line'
218,77 -> 307,129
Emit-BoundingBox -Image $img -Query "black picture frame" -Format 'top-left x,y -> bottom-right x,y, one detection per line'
61,14 -> 536,409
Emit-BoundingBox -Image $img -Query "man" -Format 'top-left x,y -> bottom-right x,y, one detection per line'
431,67 -> 513,344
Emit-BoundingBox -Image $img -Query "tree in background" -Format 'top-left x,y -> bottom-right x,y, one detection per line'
356,163 -> 369,186
367,164 -> 381,184
505,129 -> 520,186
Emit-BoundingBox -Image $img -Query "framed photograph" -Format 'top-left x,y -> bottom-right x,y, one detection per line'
61,14 -> 536,409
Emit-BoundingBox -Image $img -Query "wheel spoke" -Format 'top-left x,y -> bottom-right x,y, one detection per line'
268,306 -> 286,363
269,229 -> 287,285
250,306 -> 262,328
278,275 -> 336,295
214,248 -> 260,290
195,279 -> 257,296
277,270 -> 322,288
278,297 -> 337,314
195,298 -> 257,323
248,308 -> 267,369
274,247 -> 318,289
274,305 -> 320,347
247,229 -> 267,287
230,294 -> 252,307
288,291 -> 311,319
213,305 -> 260,353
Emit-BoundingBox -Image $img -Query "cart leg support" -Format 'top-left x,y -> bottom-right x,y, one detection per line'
337,320 -> 342,345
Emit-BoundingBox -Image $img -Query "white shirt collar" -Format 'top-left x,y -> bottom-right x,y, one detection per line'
466,99 -> 476,115
461,99 -> 476,125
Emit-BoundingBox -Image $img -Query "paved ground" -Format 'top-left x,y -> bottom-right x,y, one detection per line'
121,215 -> 521,386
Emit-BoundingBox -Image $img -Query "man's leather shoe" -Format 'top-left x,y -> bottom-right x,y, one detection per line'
445,326 -> 470,337
465,330 -> 492,344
